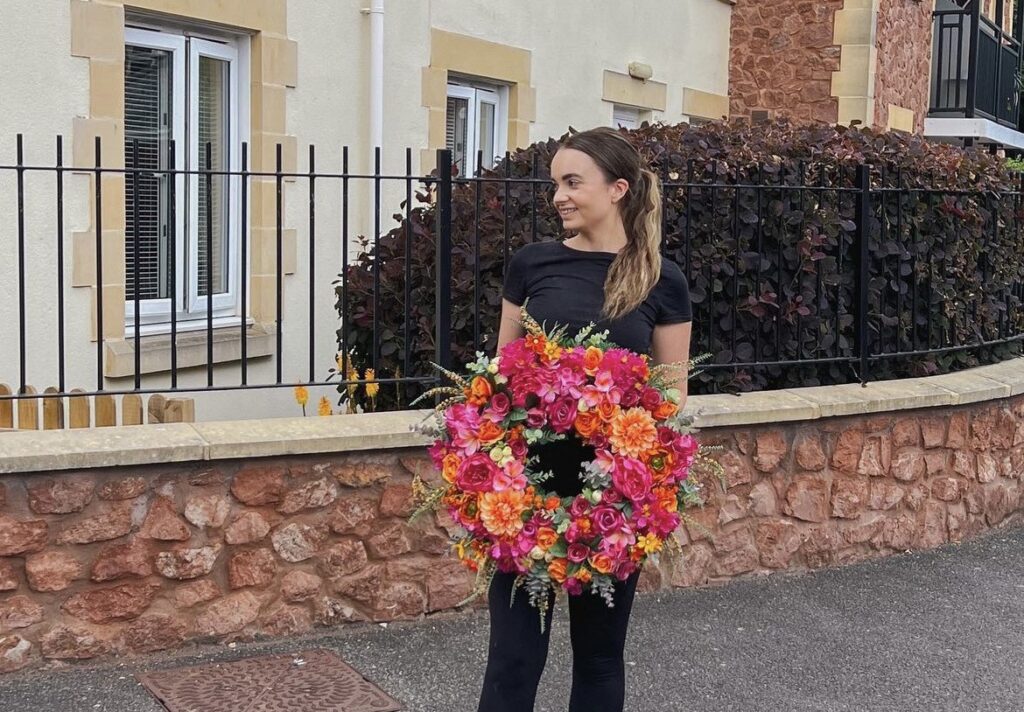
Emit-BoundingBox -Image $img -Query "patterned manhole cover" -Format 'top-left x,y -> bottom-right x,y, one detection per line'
137,649 -> 404,712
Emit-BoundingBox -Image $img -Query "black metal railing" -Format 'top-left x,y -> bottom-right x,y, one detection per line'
2,137 -> 1024,412
931,1 -> 1023,129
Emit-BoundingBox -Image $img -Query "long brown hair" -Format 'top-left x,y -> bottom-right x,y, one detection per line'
559,127 -> 662,321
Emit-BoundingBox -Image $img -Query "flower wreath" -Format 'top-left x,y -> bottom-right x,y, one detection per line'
409,300 -> 723,628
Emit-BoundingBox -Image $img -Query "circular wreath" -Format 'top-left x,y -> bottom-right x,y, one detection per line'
410,302 -> 715,624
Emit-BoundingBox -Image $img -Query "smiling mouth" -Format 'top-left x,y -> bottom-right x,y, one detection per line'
558,207 -> 578,217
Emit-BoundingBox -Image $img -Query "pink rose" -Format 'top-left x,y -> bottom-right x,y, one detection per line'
657,427 -> 677,447
564,577 -> 583,595
526,407 -> 547,428
612,457 -> 652,503
455,453 -> 499,493
510,439 -> 528,458
569,496 -> 590,518
547,396 -> 579,433
614,560 -> 637,580
567,543 -> 590,563
489,392 -> 511,418
620,387 -> 641,407
591,506 -> 626,536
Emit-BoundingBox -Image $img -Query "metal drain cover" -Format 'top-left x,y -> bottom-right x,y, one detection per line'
137,649 -> 404,712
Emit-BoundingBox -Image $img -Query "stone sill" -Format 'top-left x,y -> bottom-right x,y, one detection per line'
103,323 -> 276,378
2,356 -> 1024,474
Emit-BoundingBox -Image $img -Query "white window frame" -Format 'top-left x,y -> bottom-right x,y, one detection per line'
612,104 -> 642,130
446,79 -> 508,176
123,24 -> 249,328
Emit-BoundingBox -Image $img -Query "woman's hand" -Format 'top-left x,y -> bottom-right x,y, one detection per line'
651,321 -> 692,410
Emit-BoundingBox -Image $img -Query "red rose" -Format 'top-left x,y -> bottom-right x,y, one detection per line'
640,387 -> 662,410
547,396 -> 579,433
455,453 -> 499,492
526,407 -> 547,428
591,506 -> 625,536
567,543 -> 591,564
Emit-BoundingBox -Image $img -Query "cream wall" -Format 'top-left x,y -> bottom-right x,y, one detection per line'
0,0 -> 732,423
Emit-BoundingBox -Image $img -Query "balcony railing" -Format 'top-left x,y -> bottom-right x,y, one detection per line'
930,1 -> 1023,130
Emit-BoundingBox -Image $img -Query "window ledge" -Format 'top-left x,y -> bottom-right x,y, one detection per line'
104,322 -> 276,378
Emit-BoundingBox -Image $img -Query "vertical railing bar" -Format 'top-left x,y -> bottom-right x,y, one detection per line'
796,161 -> 805,360
473,149 -> 483,352
275,142 -> 284,384
709,161 -> 717,361
530,149 -> 539,245
168,139 -> 178,389
240,141 -> 248,385
16,135 -> 27,395
95,136 -> 105,391
56,136 -> 66,393
132,138 -> 142,390
775,163 -> 783,362
731,167 -> 740,380
206,141 -> 214,387
966,3 -> 980,118
373,146 -> 381,375
436,149 -> 454,382
403,147 -> 413,395
341,146 -> 350,382
854,164 -> 871,386
753,162 -> 763,364
308,144 -> 316,384
896,165 -> 904,355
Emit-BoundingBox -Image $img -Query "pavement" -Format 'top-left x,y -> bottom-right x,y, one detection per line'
1,523 -> 1023,712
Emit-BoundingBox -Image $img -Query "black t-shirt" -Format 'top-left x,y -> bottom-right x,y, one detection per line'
501,239 -> 693,356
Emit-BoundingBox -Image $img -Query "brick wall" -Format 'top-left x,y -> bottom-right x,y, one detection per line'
2,397 -> 1024,672
728,0 -> 844,125
874,0 -> 934,132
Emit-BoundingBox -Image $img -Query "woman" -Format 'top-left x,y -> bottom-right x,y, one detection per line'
478,127 -> 693,712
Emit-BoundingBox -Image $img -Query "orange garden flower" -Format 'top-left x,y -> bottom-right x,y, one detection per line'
597,400 -> 619,422
477,420 -> 505,446
574,410 -> 602,439
547,558 -> 568,583
318,396 -> 333,416
575,568 -> 592,584
441,453 -> 461,483
544,495 -> 561,511
293,385 -> 309,407
466,375 -> 494,406
653,400 -> 678,420
654,486 -> 678,513
536,527 -> 558,550
479,489 -> 530,537
608,407 -> 659,459
364,368 -> 379,399
589,553 -> 614,574
583,346 -> 604,375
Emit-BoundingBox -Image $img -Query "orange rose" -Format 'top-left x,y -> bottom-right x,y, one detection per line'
536,527 -> 558,550
589,553 -> 614,574
467,375 -> 493,406
653,400 -> 678,420
574,410 -> 602,439
548,558 -> 568,583
478,420 -> 504,446
654,486 -> 678,512
442,453 -> 461,483
544,495 -> 561,511
583,346 -> 604,375
575,568 -> 592,584
597,401 -> 619,422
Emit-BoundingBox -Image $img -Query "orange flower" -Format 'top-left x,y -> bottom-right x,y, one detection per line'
293,385 -> 309,408
609,407 -> 659,458
597,400 -> 619,422
442,453 -> 461,483
575,568 -> 592,584
548,557 -> 568,583
479,490 -> 529,537
589,553 -> 614,574
465,375 -> 494,406
536,527 -> 558,550
544,495 -> 561,511
653,486 -> 678,513
653,400 -> 678,420
478,420 -> 505,446
574,410 -> 602,439
583,346 -> 604,375
577,517 -> 592,535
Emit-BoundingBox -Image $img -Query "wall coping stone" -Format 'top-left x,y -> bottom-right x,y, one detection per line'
2,356 -> 1023,474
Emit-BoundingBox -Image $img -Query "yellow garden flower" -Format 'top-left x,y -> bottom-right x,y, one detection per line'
294,385 -> 309,415
635,534 -> 663,555
318,396 -> 333,416
364,368 -> 379,399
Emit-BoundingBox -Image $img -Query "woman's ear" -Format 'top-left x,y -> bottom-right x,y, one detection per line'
610,178 -> 629,203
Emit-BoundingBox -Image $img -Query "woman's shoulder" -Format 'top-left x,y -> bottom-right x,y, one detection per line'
657,255 -> 687,285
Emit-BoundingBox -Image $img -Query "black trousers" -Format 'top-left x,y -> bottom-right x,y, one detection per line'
476,439 -> 640,712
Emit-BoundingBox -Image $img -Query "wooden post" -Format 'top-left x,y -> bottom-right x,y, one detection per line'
68,388 -> 91,428
95,395 -> 117,427
17,385 -> 38,430
122,395 -> 144,425
42,387 -> 65,430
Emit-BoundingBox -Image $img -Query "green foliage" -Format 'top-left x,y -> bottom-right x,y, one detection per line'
335,119 -> 1024,410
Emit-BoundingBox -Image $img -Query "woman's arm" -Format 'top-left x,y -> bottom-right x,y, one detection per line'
495,298 -> 527,355
651,321 -> 692,409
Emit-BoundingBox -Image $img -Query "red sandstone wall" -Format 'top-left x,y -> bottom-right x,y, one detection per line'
728,0 -> 844,125
874,0 -> 934,132
2,396 -> 1024,672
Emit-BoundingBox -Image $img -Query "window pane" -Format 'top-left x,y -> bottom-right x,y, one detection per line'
613,105 -> 640,130
198,55 -> 229,297
478,101 -> 495,172
124,45 -> 173,301
446,95 -> 470,176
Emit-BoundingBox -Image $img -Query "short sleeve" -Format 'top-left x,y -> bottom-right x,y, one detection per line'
502,246 -> 530,306
656,261 -> 692,324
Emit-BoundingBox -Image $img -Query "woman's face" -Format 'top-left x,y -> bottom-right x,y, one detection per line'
550,148 -> 628,234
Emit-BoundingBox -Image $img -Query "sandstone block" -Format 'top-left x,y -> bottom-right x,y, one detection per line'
98,477 -> 147,501
25,550 -> 83,592
753,430 -> 788,472
831,430 -> 865,474
281,570 -> 322,602
318,539 -> 369,578
755,519 -> 802,569
91,537 -> 153,582
174,579 -> 221,608
156,544 -> 222,580
831,477 -> 869,519
365,521 -> 414,559
224,511 -> 271,545
0,516 -> 48,556
184,494 -> 230,529
0,635 -> 32,673
228,548 -> 277,589
378,483 -> 416,518
330,495 -> 378,534
782,475 -> 830,522
271,523 -> 327,563
230,465 -> 287,506
139,496 -> 191,541
62,583 -> 158,623
27,478 -> 94,514
794,434 -> 827,471
124,614 -> 188,653
196,591 -> 261,636
40,626 -> 108,659
0,596 -> 44,632
425,559 -> 473,611
278,478 -> 339,515
55,505 -> 132,545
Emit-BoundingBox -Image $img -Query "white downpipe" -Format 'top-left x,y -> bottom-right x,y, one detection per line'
367,0 -> 384,238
